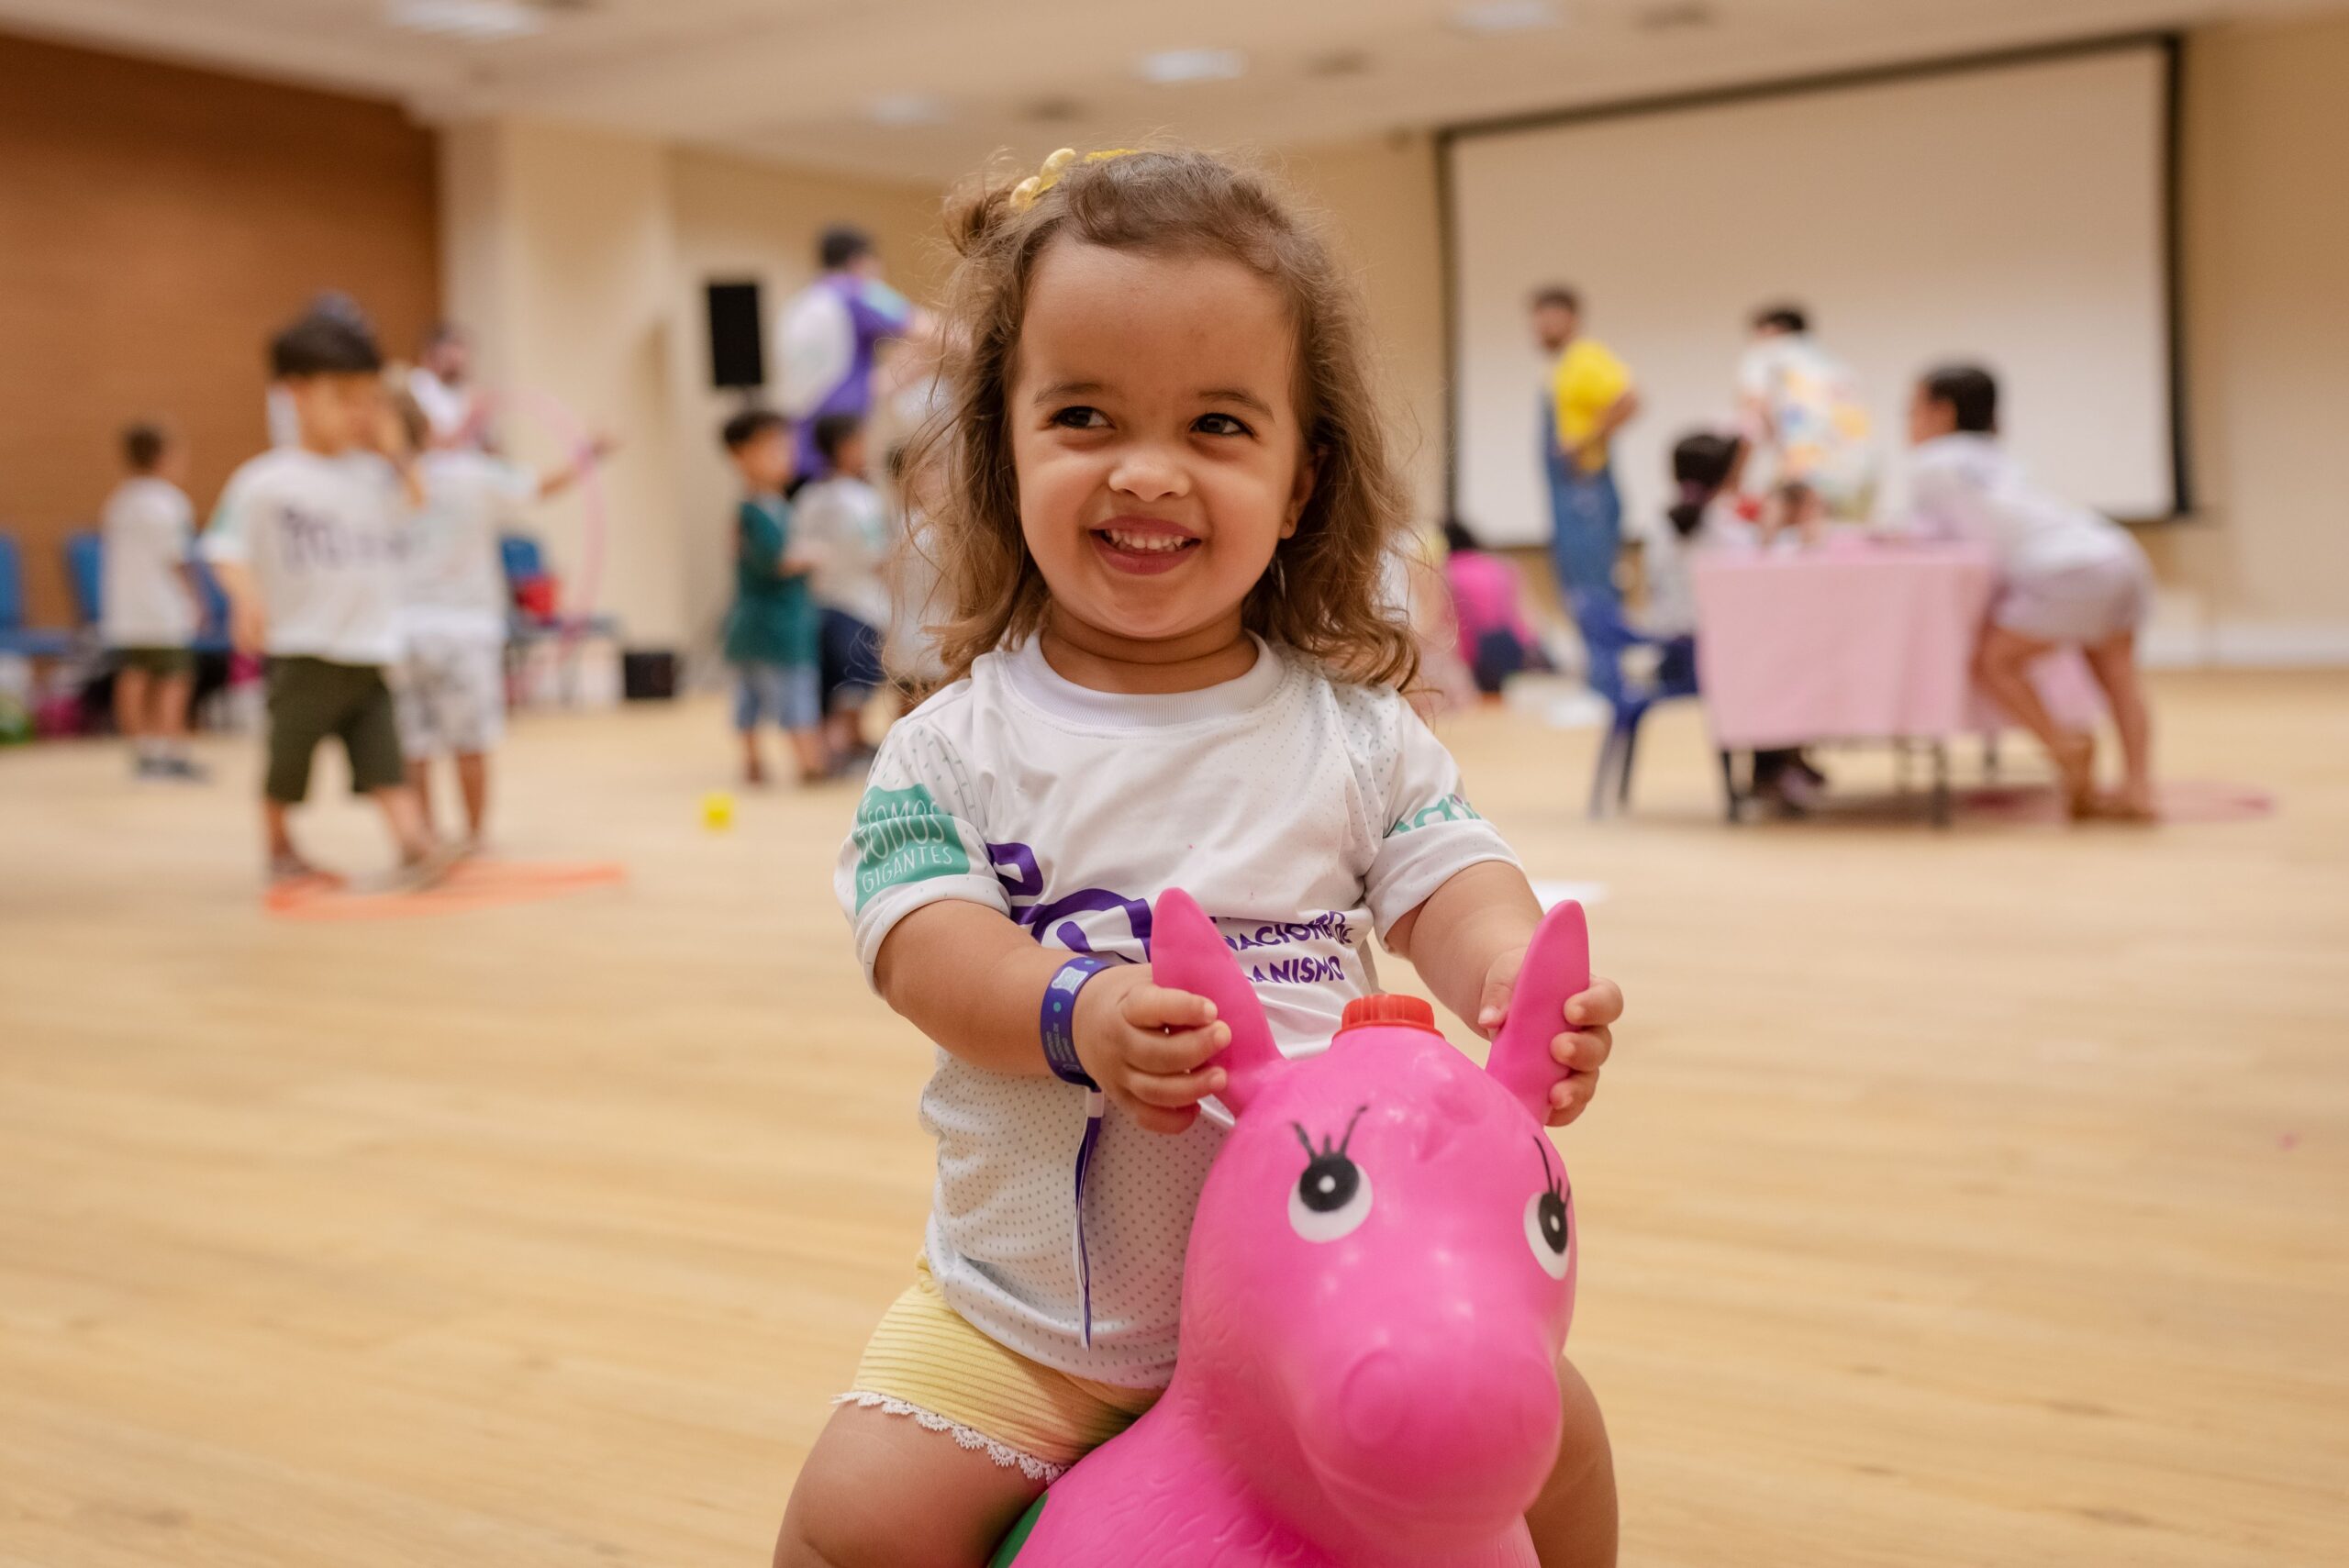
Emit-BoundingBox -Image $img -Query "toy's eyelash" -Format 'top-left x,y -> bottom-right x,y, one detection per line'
1534,1134 -> 1566,1201
1292,1104 -> 1369,1162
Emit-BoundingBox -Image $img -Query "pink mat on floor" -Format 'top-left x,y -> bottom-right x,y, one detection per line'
264,857 -> 627,921
1956,780 -> 2276,825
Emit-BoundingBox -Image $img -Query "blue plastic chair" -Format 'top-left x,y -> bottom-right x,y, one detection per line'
1570,589 -> 1703,818
0,532 -> 74,658
64,530 -> 104,628
499,532 -> 545,593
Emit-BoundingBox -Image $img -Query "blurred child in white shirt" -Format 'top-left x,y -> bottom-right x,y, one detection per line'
1908,364 -> 2156,819
100,421 -> 204,781
796,412 -> 895,763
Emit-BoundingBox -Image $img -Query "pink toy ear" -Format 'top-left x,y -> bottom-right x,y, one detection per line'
1486,900 -> 1590,1122
1150,888 -> 1282,1115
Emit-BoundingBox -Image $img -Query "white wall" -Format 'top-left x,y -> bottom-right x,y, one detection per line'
440,117 -> 688,646
2166,11 -> 2349,658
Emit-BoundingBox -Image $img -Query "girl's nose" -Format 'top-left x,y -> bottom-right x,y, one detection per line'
1107,445 -> 1190,503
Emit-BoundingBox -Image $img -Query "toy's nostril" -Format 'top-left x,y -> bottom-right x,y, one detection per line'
1341,1350 -> 1409,1451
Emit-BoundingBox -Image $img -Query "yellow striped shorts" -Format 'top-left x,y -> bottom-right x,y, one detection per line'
837,1259 -> 1162,1480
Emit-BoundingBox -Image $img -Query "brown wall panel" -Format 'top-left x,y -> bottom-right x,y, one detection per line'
0,31 -> 439,628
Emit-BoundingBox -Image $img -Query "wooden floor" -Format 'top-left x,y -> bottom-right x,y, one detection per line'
4,671 -> 2345,1568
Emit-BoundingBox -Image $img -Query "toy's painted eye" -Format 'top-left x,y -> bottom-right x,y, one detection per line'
1291,1152 -> 1373,1242
1523,1188 -> 1571,1279
1289,1107 -> 1374,1243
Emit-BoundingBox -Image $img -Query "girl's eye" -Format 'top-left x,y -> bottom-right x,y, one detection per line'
1523,1188 -> 1572,1280
1288,1151 -> 1373,1243
1051,406 -> 1108,430
1194,413 -> 1252,438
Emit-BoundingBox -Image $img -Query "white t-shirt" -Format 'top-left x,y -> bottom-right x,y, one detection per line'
402,450 -> 529,644
1737,333 -> 1878,509
1908,434 -> 2132,581
835,636 -> 1520,1385
202,448 -> 406,666
99,477 -> 197,648
794,475 -> 894,628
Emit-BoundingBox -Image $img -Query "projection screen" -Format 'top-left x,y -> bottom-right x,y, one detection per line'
1444,41 -> 2179,547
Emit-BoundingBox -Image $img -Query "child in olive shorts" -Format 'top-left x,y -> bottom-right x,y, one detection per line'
203,312 -> 443,887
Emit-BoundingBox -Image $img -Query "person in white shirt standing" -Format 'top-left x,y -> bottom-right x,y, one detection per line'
101,422 -> 206,782
384,388 -> 611,847
796,411 -> 896,763
204,314 -> 445,888
1909,363 -> 2158,821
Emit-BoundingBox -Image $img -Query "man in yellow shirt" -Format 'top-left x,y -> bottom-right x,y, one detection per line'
1530,286 -> 1641,614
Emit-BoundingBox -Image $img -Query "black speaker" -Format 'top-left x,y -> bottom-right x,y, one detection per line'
705,281 -> 765,390
622,649 -> 679,701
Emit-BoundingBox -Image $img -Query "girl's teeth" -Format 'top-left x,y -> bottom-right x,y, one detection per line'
1104,530 -> 1189,553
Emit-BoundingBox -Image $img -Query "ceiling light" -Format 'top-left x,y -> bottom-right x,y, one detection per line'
1304,49 -> 1375,80
867,94 -> 949,127
1633,1 -> 1716,30
387,0 -> 544,40
1451,1 -> 1564,36
1136,48 -> 1247,85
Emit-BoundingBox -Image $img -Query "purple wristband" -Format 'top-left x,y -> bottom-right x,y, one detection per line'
1041,954 -> 1113,1087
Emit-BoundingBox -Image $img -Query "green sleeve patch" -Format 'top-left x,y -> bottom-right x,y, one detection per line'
852,783 -> 973,911
1386,792 -> 1484,837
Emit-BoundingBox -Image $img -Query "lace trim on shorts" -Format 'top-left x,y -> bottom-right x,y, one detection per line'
832,1391 -> 1065,1483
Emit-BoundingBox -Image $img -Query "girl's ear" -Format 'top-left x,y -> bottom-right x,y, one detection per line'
1149,888 -> 1282,1115
1486,900 -> 1590,1122
1282,444 -> 1320,538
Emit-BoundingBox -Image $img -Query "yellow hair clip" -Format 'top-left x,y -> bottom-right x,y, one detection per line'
1008,148 -> 1138,213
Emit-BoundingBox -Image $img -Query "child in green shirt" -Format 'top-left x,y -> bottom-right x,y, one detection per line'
721,410 -> 827,785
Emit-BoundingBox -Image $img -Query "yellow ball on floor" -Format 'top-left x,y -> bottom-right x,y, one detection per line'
701,790 -> 736,831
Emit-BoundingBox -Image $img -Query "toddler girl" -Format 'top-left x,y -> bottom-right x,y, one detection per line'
778,148 -> 1624,1568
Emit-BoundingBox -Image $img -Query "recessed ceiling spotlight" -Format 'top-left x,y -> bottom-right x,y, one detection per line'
1304,49 -> 1375,80
867,94 -> 948,127
1022,96 -> 1087,124
386,0 -> 544,40
1136,48 -> 1247,85
1451,1 -> 1564,36
1634,1 -> 1717,30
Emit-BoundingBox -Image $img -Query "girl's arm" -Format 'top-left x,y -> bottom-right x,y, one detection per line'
1386,860 -> 1621,1126
874,900 -> 1230,1136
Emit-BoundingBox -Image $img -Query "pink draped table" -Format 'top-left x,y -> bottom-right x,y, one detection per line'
1688,538 -> 2100,822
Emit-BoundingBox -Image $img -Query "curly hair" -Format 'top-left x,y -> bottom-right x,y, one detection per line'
905,147 -> 1418,689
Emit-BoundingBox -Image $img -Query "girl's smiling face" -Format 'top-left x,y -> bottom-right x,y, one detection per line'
1009,240 -> 1315,663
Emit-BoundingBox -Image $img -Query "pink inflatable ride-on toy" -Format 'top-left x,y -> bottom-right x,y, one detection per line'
993,887 -> 1588,1567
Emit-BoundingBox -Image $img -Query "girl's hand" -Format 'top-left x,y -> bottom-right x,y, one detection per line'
1072,966 -> 1230,1136
1475,948 -> 1621,1128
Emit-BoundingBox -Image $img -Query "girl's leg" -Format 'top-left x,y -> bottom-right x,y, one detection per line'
2082,630 -> 2156,817
776,1402 -> 1045,1568
1526,1355 -> 1618,1568
1974,626 -> 2093,810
